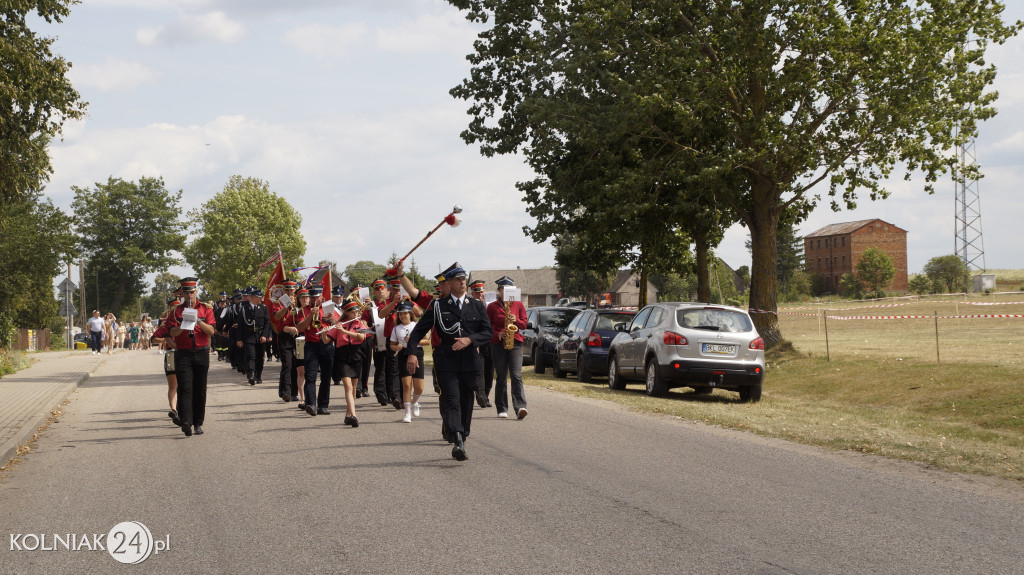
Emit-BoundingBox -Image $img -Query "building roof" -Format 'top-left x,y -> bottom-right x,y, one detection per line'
607,270 -> 660,296
469,268 -> 560,295
805,218 -> 907,238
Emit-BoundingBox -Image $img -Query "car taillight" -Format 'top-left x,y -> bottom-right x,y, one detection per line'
749,337 -> 764,350
664,331 -> 687,345
587,332 -> 602,347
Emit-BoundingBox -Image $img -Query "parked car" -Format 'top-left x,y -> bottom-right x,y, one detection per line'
606,303 -> 765,401
73,332 -> 89,350
552,309 -> 636,382
521,306 -> 582,373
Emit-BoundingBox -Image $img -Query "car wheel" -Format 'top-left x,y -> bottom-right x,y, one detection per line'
533,346 -> 546,374
577,351 -> 593,383
692,386 -> 713,395
608,356 -> 625,390
645,360 -> 667,397
739,382 -> 762,403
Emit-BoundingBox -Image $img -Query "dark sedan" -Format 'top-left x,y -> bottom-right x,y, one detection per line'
521,306 -> 581,373
552,309 -> 636,382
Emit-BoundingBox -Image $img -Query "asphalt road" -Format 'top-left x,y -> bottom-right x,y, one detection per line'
2,352 -> 1022,574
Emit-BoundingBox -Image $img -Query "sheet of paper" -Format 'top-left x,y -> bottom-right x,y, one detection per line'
278,293 -> 292,308
484,291 -> 497,304
358,287 -> 370,301
321,301 -> 336,317
180,307 -> 198,331
504,287 -> 522,302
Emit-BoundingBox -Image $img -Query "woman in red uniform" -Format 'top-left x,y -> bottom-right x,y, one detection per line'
324,300 -> 366,427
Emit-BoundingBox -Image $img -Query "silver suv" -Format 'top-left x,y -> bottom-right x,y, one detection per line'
606,303 -> 765,401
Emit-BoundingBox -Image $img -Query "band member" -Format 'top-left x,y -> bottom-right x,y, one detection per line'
238,288 -> 272,385
330,285 -> 348,387
406,263 -> 492,461
228,289 -> 245,372
213,299 -> 231,360
350,285 -> 371,398
378,277 -> 406,409
151,298 -> 180,426
272,280 -> 301,402
469,279 -> 494,407
292,288 -> 310,409
394,261 -> 449,399
487,276 -> 529,419
367,278 -> 391,406
324,300 -> 367,427
296,286 -> 337,416
164,277 -> 217,437
391,301 -> 428,423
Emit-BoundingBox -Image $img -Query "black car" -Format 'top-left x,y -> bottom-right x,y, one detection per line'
521,306 -> 581,373
552,309 -> 636,382
73,332 -> 89,348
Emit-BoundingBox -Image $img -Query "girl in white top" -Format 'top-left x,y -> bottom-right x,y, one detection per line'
390,301 -> 429,422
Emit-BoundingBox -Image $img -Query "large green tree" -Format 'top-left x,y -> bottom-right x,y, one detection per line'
923,254 -> 970,293
554,234 -> 618,304
0,192 -> 77,346
1,1 -> 86,204
72,176 -> 186,314
856,247 -> 896,297
184,175 -> 306,295
344,261 -> 387,289
447,0 -> 1019,347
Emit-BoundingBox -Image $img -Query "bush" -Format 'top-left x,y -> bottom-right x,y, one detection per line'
908,274 -> 932,295
0,348 -> 30,378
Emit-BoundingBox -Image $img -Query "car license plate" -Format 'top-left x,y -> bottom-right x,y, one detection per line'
702,343 -> 736,355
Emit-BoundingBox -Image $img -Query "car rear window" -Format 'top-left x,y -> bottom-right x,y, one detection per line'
676,308 -> 753,333
538,309 -> 579,329
594,313 -> 634,331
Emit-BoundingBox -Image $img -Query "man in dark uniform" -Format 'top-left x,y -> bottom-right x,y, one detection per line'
164,276 -> 216,437
469,279 -> 494,408
272,280 -> 300,402
238,287 -> 272,385
213,298 -> 231,361
367,278 -> 391,406
228,289 -> 245,372
406,263 -> 492,461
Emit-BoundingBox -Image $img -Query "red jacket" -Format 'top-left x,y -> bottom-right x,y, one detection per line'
486,300 -> 528,345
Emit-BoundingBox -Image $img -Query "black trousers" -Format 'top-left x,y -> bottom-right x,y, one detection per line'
358,339 -> 372,394
243,339 -> 264,380
174,348 -> 210,427
476,343 -> 494,397
304,341 -> 335,410
372,347 -> 395,404
436,365 -> 478,437
278,333 -> 298,397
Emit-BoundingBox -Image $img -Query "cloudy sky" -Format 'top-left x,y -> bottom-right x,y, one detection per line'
39,0 -> 1024,288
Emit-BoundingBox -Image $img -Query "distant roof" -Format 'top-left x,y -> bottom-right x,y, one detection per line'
805,219 -> 907,237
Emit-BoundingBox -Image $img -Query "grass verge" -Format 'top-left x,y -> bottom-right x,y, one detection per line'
0,348 -> 31,378
523,350 -> 1023,483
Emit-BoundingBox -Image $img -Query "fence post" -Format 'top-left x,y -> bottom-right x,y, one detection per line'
823,309 -> 831,362
934,310 -> 940,366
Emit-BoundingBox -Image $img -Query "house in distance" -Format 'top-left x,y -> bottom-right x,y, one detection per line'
804,218 -> 909,293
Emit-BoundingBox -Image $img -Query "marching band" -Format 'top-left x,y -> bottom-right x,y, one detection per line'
147,206 -> 521,460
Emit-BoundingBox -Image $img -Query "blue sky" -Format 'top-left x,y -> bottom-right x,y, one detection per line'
39,0 -> 1024,287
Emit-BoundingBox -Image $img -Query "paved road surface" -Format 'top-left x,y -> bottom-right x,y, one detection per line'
2,352 -> 1022,574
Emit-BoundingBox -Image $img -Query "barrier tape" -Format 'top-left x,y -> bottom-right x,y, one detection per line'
962,301 -> 1024,306
825,314 -> 1024,321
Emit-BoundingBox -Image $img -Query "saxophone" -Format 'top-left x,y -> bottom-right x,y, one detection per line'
502,298 -> 518,350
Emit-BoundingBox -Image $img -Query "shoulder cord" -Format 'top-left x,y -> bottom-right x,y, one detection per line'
433,298 -> 462,337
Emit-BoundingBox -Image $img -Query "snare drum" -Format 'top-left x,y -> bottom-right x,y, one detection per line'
295,336 -> 306,360
163,350 -> 175,373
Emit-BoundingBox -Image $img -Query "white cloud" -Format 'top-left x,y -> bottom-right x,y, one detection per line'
375,12 -> 479,54
68,57 -> 160,92
137,11 -> 245,47
280,22 -> 369,60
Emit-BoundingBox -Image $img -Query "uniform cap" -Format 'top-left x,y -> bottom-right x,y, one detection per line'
496,275 -> 515,287
179,276 -> 199,292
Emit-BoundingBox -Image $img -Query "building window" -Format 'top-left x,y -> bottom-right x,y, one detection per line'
817,239 -> 821,249
826,238 -> 830,248
842,256 -> 846,266
841,237 -> 845,246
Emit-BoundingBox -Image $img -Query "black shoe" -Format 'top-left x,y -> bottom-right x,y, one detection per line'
332,381 -> 340,386
289,395 -> 299,402
476,394 -> 487,408
256,380 -> 262,385
379,400 -> 388,407
248,376 -> 255,385
354,390 -> 362,398
484,400 -> 492,408
392,399 -> 402,410
168,409 -> 181,426
305,404 -> 317,416
181,423 -> 192,437
281,394 -> 290,402
193,425 -> 204,435
344,415 -> 359,427
317,407 -> 330,415
451,432 -> 468,461
298,402 -> 306,410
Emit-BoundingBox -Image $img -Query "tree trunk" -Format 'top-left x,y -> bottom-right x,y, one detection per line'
638,244 -> 648,307
695,230 -> 710,302
112,270 -> 127,314
747,187 -> 783,348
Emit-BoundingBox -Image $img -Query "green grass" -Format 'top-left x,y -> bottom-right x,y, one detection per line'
0,348 -> 30,378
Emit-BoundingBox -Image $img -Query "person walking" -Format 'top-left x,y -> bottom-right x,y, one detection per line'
405,263 -> 492,461
87,310 -> 104,355
391,301 -> 428,423
324,300 -> 367,427
164,277 -> 216,437
487,276 -> 529,419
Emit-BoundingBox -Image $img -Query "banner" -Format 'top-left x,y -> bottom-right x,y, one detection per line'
264,260 -> 285,308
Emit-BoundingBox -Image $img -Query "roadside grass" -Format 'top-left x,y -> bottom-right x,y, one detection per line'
0,348 -> 30,378
523,343 -> 1024,483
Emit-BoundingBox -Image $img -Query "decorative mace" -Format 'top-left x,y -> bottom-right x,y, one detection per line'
385,205 -> 463,278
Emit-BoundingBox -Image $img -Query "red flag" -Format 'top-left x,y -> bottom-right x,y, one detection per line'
320,266 -> 332,299
265,260 -> 285,307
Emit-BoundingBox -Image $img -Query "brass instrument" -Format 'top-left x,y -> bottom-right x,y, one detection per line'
502,298 -> 518,350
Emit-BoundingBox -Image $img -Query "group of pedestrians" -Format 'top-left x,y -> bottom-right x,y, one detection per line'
84,310 -> 153,354
147,261 -> 532,462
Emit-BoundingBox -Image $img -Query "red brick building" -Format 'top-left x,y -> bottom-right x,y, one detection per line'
805,219 -> 908,293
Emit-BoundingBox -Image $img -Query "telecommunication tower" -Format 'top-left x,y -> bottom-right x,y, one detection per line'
954,127 -> 985,272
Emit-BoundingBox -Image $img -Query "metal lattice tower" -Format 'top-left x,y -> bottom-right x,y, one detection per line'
954,134 -> 985,273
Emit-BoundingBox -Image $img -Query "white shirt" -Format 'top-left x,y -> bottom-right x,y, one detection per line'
391,322 -> 417,347
87,317 -> 105,333
450,295 -> 467,309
